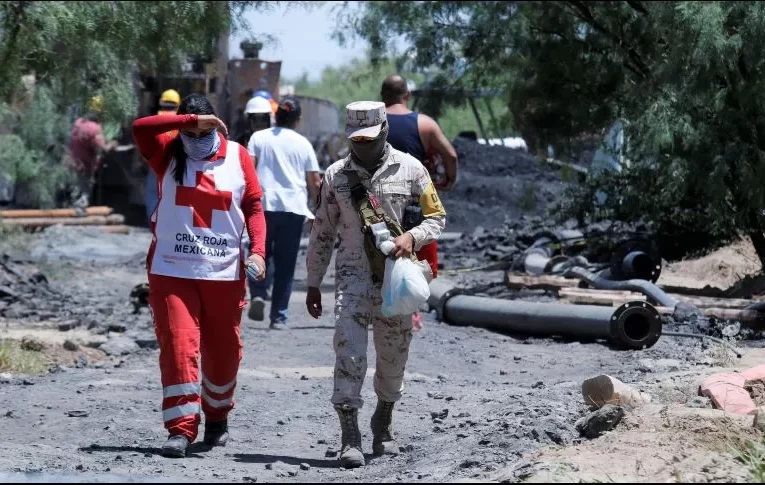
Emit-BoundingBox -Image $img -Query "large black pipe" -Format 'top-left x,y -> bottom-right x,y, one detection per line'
428,279 -> 662,350
564,266 -> 678,309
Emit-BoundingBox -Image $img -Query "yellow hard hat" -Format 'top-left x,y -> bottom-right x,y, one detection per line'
88,95 -> 104,113
159,89 -> 181,107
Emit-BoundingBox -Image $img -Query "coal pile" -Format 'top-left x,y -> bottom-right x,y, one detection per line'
440,138 -> 575,233
0,253 -> 153,345
439,215 -> 651,271
0,254 -> 61,320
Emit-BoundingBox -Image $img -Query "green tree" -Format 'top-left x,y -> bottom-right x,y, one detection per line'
287,57 -> 511,140
339,1 -> 765,265
0,1 -> 277,207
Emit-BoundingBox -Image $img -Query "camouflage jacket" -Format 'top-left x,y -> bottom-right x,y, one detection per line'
306,146 -> 446,291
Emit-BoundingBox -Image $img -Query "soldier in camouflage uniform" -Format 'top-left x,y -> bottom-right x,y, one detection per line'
305,101 -> 446,468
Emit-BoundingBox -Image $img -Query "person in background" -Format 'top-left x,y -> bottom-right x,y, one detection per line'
381,73 -> 459,331
68,95 -> 118,208
132,93 -> 266,458
236,95 -> 273,147
247,97 -> 321,330
238,95 -> 275,300
145,89 -> 181,224
254,89 -> 279,115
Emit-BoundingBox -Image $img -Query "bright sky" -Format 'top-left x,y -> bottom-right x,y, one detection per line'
229,2 -> 367,82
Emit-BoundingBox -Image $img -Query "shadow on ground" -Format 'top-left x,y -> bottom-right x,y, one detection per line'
232,453 -> 338,469
78,443 -> 210,459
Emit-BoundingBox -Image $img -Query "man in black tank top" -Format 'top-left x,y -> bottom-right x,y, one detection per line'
381,74 -> 458,191
381,74 -> 458,332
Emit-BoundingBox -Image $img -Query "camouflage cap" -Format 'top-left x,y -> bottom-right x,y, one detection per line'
345,101 -> 387,139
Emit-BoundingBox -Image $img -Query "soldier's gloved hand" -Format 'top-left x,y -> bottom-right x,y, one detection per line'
306,287 -> 322,319
392,233 -> 415,259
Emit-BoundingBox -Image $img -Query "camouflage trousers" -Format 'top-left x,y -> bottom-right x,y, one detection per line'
331,290 -> 413,409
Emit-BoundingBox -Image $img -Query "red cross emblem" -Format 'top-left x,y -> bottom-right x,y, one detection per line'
175,171 -> 232,228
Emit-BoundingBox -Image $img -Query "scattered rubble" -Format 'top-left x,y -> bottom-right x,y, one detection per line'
439,216 -> 654,274
20,336 -> 44,352
575,404 -> 625,439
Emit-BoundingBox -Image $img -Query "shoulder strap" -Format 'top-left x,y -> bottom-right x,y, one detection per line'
343,167 -> 418,265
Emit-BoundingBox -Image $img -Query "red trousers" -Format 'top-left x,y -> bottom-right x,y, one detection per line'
148,273 -> 246,442
416,241 -> 438,278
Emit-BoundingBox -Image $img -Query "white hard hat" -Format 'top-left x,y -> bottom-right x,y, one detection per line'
245,96 -> 273,114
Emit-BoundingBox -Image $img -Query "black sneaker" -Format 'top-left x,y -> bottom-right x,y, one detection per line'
161,435 -> 189,458
248,297 -> 265,321
203,420 -> 229,447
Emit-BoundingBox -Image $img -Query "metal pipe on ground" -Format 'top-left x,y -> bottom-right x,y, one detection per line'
1,214 -> 126,229
621,251 -> 656,280
428,279 -> 663,350
523,248 -> 551,275
0,206 -> 113,218
565,266 -> 678,309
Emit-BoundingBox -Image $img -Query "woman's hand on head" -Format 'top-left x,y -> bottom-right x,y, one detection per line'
197,115 -> 228,137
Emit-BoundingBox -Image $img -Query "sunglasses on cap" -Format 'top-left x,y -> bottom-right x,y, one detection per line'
349,134 -> 378,142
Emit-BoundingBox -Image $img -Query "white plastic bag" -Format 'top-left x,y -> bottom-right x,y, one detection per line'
381,256 -> 431,317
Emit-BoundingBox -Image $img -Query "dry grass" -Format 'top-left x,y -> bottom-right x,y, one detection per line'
732,437 -> 765,483
0,339 -> 50,375
0,225 -> 35,255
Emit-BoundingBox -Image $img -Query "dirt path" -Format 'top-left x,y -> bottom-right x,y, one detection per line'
0,229 -> 757,482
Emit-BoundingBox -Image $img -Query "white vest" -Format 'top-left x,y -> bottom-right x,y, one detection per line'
150,145 -> 246,281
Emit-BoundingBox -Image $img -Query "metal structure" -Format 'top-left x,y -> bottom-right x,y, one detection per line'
290,95 -> 348,170
95,35 -> 346,226
564,266 -> 678,309
428,279 -> 663,350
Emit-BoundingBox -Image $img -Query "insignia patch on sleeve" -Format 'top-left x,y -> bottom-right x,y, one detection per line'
420,182 -> 446,218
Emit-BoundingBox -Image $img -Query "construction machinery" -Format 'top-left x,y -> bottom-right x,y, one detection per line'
95,38 -> 346,226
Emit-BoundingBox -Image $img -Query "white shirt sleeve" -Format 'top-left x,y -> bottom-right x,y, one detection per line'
304,139 -> 320,172
247,131 -> 260,160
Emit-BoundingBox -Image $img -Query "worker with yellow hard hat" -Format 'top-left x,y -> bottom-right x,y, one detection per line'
159,89 -> 181,114
145,89 -> 182,223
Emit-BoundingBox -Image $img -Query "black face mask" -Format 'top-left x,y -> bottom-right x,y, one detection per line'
350,122 -> 390,171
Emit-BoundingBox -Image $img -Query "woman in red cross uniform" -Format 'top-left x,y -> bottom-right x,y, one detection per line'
133,93 -> 267,458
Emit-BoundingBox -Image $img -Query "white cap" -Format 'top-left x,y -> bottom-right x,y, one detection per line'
345,101 -> 386,138
245,96 -> 273,114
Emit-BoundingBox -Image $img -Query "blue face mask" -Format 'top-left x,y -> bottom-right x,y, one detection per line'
180,129 -> 220,160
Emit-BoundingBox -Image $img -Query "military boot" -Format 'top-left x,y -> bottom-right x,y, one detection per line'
336,406 -> 365,468
370,400 -> 397,456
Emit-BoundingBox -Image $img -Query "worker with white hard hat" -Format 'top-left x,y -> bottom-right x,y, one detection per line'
235,96 -> 273,146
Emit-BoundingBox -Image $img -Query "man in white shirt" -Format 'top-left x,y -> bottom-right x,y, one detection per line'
247,97 -> 322,329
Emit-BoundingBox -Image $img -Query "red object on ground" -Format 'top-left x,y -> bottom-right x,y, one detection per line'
149,273 -> 247,441
699,372 -> 756,415
741,364 -> 765,382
